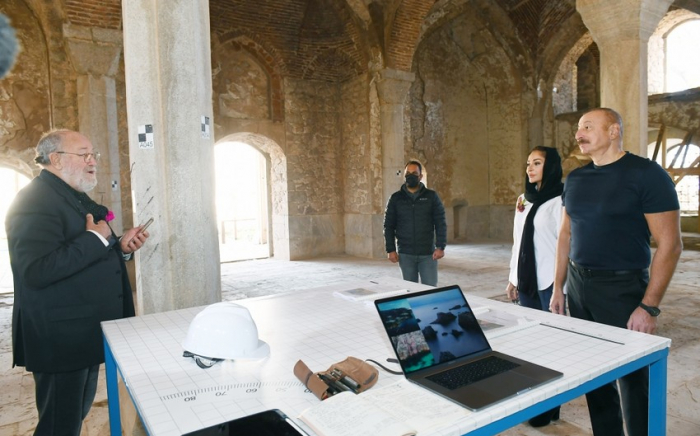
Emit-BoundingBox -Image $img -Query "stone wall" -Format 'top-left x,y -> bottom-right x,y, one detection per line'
284,78 -> 344,258
340,73 -> 385,257
408,12 -> 527,241
0,0 -> 52,176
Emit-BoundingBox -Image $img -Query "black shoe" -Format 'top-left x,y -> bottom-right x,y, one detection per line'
528,407 -> 560,427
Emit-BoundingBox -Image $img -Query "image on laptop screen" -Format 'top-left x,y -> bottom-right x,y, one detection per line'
375,286 -> 491,374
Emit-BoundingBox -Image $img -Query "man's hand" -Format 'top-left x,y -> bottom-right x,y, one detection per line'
85,213 -> 111,239
549,290 -> 566,315
388,251 -> 399,263
627,307 -> 657,334
433,248 -> 444,260
120,225 -> 150,254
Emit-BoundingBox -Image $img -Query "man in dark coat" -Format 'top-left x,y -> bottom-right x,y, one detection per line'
6,129 -> 150,436
384,160 -> 447,286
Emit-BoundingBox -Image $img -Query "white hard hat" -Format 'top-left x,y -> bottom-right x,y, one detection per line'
182,302 -> 270,368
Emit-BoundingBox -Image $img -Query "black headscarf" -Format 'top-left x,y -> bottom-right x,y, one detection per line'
516,147 -> 564,297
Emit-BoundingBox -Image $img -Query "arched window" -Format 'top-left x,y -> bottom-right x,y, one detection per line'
665,20 -> 700,93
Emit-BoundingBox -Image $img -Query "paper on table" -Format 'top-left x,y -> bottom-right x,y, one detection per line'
298,379 -> 471,436
299,391 -> 415,436
361,379 -> 471,433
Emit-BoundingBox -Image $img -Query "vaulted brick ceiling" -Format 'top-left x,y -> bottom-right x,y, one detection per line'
209,0 -> 366,81
62,0 -> 700,82
493,0 -> 576,60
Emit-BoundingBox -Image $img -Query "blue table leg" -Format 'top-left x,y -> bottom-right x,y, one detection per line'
648,348 -> 668,435
104,335 -> 122,436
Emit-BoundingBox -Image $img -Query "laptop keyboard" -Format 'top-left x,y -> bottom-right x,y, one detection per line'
426,356 -> 520,390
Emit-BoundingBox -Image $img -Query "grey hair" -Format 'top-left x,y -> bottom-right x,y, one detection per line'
34,129 -> 71,166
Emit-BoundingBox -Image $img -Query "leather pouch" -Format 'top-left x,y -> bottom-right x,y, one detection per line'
294,356 -> 379,400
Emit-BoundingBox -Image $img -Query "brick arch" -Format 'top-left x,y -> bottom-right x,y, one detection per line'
653,8 -> 700,38
64,0 -> 122,29
214,132 -> 290,260
385,0 -> 436,71
214,32 -> 285,121
550,32 -> 596,117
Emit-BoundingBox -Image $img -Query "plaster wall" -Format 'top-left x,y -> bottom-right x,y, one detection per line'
408,13 -> 526,241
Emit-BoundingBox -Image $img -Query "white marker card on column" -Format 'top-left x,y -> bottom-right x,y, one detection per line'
138,124 -> 154,149
201,116 -> 210,139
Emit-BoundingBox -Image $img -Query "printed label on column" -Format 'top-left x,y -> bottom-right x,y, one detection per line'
138,124 -> 154,149
201,116 -> 210,139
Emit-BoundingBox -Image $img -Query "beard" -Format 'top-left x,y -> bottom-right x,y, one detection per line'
78,177 -> 98,192
61,166 -> 98,192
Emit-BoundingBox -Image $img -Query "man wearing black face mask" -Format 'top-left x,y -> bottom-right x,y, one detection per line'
383,160 -> 447,286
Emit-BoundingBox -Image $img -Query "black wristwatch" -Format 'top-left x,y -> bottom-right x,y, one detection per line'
639,302 -> 661,317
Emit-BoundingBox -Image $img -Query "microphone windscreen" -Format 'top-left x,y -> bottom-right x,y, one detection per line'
0,13 -> 20,79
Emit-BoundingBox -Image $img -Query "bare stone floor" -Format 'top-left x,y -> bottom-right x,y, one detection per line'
1,241 -> 699,435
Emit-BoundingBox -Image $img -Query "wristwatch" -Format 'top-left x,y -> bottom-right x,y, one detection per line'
639,302 -> 661,317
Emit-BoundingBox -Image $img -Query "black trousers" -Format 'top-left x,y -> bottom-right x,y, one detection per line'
32,364 -> 100,436
567,262 -> 650,436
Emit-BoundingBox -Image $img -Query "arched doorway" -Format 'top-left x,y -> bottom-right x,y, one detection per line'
214,132 -> 291,260
214,141 -> 271,262
0,167 -> 31,294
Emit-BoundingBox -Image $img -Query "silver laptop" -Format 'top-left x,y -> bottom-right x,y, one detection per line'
374,285 -> 562,411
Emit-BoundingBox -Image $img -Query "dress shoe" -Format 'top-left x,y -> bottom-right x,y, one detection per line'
528,406 -> 560,427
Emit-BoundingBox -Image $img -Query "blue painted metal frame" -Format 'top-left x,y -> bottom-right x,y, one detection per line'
465,348 -> 668,436
104,333 -> 150,436
104,334 -> 122,436
103,334 -> 668,436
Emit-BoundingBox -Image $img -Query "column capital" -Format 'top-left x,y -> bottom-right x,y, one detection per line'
577,0 -> 673,43
376,68 -> 415,105
63,23 -> 122,76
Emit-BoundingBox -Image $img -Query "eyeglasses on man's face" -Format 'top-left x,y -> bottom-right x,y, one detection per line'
55,151 -> 101,162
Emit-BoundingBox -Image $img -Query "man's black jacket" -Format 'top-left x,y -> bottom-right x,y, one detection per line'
383,183 -> 447,255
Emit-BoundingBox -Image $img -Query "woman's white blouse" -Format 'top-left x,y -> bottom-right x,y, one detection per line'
508,194 -> 563,291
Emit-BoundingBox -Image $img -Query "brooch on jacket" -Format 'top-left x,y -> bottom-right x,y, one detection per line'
517,197 -> 527,213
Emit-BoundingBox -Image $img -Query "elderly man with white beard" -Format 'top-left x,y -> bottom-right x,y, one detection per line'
5,129 -> 150,436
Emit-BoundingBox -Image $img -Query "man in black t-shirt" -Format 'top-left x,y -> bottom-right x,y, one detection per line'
550,108 -> 682,436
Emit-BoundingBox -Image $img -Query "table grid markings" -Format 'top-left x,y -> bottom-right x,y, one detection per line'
102,277 -> 670,436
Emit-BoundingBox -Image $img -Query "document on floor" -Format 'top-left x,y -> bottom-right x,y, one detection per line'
298,378 -> 471,436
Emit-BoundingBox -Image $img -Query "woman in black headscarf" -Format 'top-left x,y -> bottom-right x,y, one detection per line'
505,145 -> 565,427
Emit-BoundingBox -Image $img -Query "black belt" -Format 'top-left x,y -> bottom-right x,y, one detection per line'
568,259 -> 644,277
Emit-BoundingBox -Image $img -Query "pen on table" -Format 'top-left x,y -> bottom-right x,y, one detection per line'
319,373 -> 353,393
316,374 -> 339,396
339,376 -> 360,391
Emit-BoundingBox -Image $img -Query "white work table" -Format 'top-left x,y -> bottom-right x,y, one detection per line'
102,277 -> 670,435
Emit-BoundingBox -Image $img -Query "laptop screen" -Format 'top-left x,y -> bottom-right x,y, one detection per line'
375,285 -> 491,375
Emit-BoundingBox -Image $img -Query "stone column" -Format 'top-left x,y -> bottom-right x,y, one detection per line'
376,69 -> 415,205
122,0 -> 220,313
577,0 -> 673,157
64,24 -> 124,232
